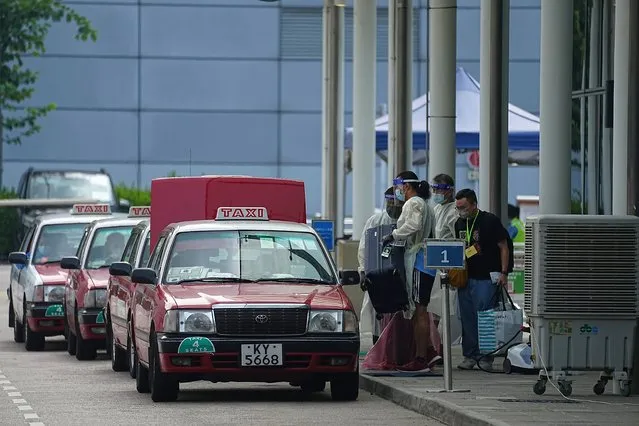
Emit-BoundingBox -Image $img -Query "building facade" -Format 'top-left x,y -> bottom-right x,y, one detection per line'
4,0 -> 542,215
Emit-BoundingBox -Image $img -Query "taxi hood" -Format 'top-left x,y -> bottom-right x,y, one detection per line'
86,268 -> 111,289
165,283 -> 350,310
34,264 -> 68,285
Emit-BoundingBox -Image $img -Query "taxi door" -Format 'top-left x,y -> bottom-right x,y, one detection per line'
110,227 -> 142,344
10,225 -> 36,324
65,226 -> 90,330
134,234 -> 168,364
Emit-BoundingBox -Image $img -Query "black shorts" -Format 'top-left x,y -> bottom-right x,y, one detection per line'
414,269 -> 435,307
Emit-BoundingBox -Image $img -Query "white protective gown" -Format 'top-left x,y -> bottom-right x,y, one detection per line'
357,211 -> 397,343
391,196 -> 436,320
431,200 -> 463,344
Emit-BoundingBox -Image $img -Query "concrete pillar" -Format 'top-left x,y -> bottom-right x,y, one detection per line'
587,0 -> 602,214
428,0 -> 457,183
479,0 -> 509,222
321,0 -> 345,238
612,0 -> 638,215
539,0 -> 573,214
388,0 -> 413,182
352,0 -> 377,239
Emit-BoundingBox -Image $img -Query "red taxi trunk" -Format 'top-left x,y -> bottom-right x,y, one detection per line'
149,176 -> 307,250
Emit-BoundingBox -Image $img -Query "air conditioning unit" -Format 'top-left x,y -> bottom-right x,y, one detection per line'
524,214 -> 639,397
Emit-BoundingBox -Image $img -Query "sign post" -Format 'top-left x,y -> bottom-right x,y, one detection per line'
423,239 -> 470,393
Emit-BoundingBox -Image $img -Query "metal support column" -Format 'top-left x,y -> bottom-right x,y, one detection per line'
587,0 -> 602,214
352,0 -> 377,239
321,0 -> 345,238
479,0 -> 509,222
427,0 -> 457,183
612,0 -> 635,215
388,0 -> 413,182
601,0 -> 613,215
539,0 -> 573,214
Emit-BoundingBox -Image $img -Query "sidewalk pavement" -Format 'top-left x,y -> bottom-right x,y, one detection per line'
359,346 -> 639,426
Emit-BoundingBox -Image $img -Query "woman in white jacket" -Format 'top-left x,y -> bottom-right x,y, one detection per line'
382,171 -> 440,371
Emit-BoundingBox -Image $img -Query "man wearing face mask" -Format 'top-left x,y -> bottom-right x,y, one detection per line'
357,186 -> 404,345
453,188 -> 510,372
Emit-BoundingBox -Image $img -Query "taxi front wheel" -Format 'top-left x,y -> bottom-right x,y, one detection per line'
24,304 -> 45,351
149,332 -> 179,402
329,369 -> 360,401
75,312 -> 97,361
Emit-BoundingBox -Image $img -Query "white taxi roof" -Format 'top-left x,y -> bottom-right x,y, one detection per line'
35,212 -> 126,227
170,219 -> 314,234
88,216 -> 148,231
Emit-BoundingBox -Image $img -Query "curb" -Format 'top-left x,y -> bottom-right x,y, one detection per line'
359,374 -> 512,426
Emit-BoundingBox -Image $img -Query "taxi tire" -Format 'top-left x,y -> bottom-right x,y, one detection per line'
13,312 -> 25,343
75,312 -> 97,361
329,369 -> 360,401
135,360 -> 150,393
108,323 -> 128,372
66,321 -> 77,356
8,293 -> 15,328
149,332 -> 179,402
24,304 -> 45,351
127,320 -> 137,379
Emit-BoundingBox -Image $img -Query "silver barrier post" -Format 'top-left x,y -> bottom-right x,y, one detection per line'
423,239 -> 470,393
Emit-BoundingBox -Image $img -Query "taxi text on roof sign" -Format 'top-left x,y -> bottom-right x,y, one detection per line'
72,204 -> 111,215
128,206 -> 151,218
215,207 -> 269,221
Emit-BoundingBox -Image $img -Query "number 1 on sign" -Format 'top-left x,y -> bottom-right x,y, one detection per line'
441,249 -> 449,264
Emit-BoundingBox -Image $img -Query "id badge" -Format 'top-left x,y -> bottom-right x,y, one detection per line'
381,245 -> 392,258
465,245 -> 478,258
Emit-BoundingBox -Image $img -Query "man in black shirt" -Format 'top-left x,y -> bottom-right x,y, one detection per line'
453,189 -> 510,372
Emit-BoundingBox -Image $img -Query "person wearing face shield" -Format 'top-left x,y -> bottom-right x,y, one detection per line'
382,171 -> 441,371
357,186 -> 403,345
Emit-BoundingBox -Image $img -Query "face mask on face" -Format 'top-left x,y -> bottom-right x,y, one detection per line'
432,194 -> 445,204
394,188 -> 405,202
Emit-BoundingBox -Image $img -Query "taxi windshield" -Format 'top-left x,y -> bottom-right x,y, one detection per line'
163,230 -> 335,284
32,223 -> 88,265
85,226 -> 134,269
27,172 -> 115,204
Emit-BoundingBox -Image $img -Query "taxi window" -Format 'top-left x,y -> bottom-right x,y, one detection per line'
85,226 -> 134,269
162,230 -> 334,284
139,233 -> 151,267
20,226 -> 35,253
32,223 -> 88,265
121,228 -> 140,264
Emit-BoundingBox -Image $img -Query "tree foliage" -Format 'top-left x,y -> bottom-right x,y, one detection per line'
0,0 -> 97,145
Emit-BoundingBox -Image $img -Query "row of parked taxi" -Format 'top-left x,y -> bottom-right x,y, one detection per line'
6,176 -> 363,403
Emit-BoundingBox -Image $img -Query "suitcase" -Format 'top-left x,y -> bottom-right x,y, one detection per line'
363,225 -> 410,316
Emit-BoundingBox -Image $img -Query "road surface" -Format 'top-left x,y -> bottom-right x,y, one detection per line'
0,265 -> 442,426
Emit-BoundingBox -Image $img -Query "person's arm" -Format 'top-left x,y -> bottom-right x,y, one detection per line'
494,216 -> 510,284
391,199 -> 424,240
357,216 -> 375,273
446,206 -> 459,239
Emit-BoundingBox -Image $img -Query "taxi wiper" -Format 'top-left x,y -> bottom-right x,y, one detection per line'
177,277 -> 256,285
35,259 -> 62,265
255,277 -> 333,284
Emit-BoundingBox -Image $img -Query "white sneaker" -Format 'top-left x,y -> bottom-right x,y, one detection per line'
457,357 -> 476,370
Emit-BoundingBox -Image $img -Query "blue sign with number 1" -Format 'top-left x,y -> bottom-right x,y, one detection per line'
424,239 -> 465,270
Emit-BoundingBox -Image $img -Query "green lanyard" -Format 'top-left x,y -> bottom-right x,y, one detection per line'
465,211 -> 479,244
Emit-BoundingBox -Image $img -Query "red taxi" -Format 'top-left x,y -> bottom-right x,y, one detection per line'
7,204 -> 115,351
61,211 -> 147,360
105,208 -> 151,375
129,207 -> 361,402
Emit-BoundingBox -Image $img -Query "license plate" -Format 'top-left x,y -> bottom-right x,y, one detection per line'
240,343 -> 283,367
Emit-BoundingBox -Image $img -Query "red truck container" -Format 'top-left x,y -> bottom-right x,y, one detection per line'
150,176 -> 306,250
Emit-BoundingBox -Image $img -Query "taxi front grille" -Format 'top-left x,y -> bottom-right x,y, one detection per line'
213,308 -> 308,336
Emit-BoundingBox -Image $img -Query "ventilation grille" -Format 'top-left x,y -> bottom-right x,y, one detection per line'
280,7 -> 421,59
523,221 -> 535,313
535,222 -> 639,316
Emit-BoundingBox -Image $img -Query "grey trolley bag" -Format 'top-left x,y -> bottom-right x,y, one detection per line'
363,224 -> 409,317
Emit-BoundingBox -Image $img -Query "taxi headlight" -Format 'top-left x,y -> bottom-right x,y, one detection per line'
308,310 -> 358,333
44,286 -> 65,303
163,310 -> 216,334
84,289 -> 107,308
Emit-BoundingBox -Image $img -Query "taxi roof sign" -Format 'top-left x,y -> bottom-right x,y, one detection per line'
128,206 -> 151,218
215,207 -> 269,221
71,204 -> 111,215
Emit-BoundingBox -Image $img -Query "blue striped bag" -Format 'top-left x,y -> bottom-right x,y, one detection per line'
478,287 -> 523,355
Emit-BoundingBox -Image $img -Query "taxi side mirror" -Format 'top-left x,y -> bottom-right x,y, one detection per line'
131,268 -> 157,285
339,269 -> 360,286
8,252 -> 27,265
109,262 -> 132,277
61,256 -> 80,270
